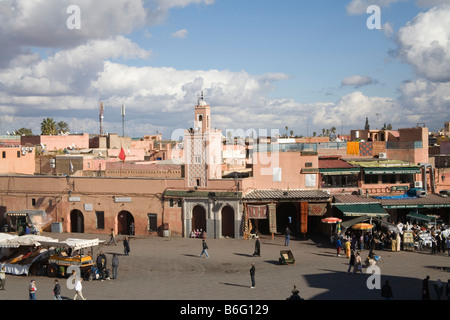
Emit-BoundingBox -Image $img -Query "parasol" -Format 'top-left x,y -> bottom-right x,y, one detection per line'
352,223 -> 373,230
321,217 -> 342,224
321,217 -> 342,235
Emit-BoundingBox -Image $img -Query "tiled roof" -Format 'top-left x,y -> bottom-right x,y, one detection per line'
333,194 -> 380,204
243,189 -> 331,200
378,193 -> 450,208
319,159 -> 355,169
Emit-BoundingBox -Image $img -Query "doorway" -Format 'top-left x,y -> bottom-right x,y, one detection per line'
221,206 -> 235,238
118,211 -> 134,235
70,209 -> 84,233
192,205 -> 206,233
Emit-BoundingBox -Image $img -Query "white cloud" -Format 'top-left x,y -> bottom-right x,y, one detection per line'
171,29 -> 189,39
396,4 -> 450,82
346,0 -> 406,15
341,75 -> 376,87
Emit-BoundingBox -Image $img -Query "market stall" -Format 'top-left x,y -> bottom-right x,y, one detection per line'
0,234 -> 58,275
4,210 -> 53,234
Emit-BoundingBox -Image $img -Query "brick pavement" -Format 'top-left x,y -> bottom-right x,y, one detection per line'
0,232 -> 449,300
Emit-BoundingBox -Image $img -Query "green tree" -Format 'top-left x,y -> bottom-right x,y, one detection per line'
41,118 -> 57,135
56,121 -> 70,134
14,127 -> 33,136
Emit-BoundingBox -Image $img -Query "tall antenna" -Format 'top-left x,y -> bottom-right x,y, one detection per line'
99,102 -> 104,135
121,104 -> 126,137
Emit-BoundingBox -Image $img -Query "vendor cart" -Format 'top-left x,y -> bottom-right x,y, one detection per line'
40,238 -> 102,280
279,250 -> 295,265
402,230 -> 414,251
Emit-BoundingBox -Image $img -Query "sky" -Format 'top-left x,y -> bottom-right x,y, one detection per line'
0,0 -> 449,139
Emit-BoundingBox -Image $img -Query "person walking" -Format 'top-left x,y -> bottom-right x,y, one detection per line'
446,237 -> 450,256
347,250 -> 355,273
123,237 -> 130,256
422,275 -> 430,300
345,239 -> 351,258
336,237 -> 342,257
284,227 -> 291,246
29,279 -> 37,300
107,228 -> 117,246
200,239 -> 209,258
0,266 -> 6,290
253,236 -> 261,257
52,279 -> 62,300
249,263 -> 256,288
353,252 -> 362,274
111,254 -> 119,279
381,280 -> 393,300
73,277 -> 86,300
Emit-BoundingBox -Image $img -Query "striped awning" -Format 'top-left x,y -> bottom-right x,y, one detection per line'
320,168 -> 360,175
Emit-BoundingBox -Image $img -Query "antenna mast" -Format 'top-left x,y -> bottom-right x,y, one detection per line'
99,102 -> 104,135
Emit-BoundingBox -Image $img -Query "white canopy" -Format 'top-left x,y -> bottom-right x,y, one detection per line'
0,234 -> 58,248
39,238 -> 103,251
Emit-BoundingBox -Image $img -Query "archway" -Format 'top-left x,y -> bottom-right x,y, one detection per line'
221,206 -> 235,238
277,203 -> 298,234
192,205 -> 206,233
70,209 -> 84,233
118,211 -> 135,235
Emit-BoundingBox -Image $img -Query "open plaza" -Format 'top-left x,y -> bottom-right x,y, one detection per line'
0,231 -> 448,301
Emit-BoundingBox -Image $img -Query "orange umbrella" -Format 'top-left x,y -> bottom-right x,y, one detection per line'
352,223 -> 373,230
321,217 -> 342,224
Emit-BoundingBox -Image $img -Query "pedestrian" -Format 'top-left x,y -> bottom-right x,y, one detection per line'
29,279 -> 37,300
0,266 -> 6,290
284,227 -> 291,246
347,250 -> 355,273
431,236 -> 437,255
200,239 -> 209,258
336,237 -> 342,257
123,237 -> 130,256
345,239 -> 351,258
422,275 -> 430,300
107,228 -> 117,246
253,236 -> 261,257
446,237 -> 450,256
129,222 -> 135,235
249,263 -> 255,288
381,280 -> 393,300
353,252 -> 362,274
53,279 -> 62,300
433,279 -> 444,300
73,277 -> 86,300
112,254 -> 119,279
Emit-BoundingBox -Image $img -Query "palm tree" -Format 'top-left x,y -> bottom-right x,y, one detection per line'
14,127 -> 33,136
41,118 -> 57,135
57,121 -> 70,134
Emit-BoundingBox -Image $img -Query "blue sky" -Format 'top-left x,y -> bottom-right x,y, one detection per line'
0,0 -> 449,138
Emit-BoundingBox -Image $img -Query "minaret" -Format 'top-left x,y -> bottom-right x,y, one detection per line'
194,91 -> 211,134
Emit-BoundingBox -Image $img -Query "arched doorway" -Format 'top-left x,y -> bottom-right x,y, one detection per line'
192,205 -> 206,233
221,206 -> 235,238
277,203 -> 298,234
70,209 -> 84,233
118,211 -> 134,235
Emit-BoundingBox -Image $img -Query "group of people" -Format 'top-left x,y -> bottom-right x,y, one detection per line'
422,276 -> 450,300
189,229 -> 207,239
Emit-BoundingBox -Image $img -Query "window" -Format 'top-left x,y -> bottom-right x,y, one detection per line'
382,174 -> 396,184
17,151 -> 21,158
322,175 -> 358,188
95,211 -> 105,229
2,151 -> 5,158
364,174 -> 379,184
32,198 -> 36,206
177,199 -> 182,207
194,155 -> 202,164
196,178 -> 201,186
148,214 -> 157,232
169,198 -> 174,207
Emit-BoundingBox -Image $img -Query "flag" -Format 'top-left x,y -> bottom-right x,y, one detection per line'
69,161 -> 74,173
118,146 -> 126,162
